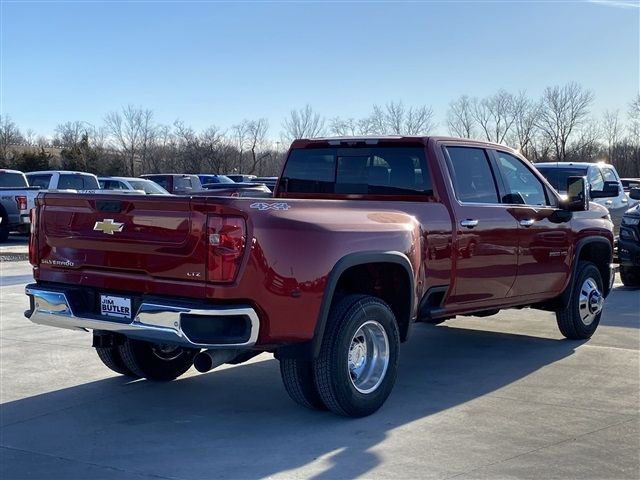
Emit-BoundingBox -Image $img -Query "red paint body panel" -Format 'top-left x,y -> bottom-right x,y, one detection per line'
31,136 -> 615,349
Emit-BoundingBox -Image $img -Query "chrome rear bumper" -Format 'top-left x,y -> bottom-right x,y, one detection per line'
25,286 -> 259,349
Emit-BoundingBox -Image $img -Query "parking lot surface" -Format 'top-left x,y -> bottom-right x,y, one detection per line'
1,249 -> 639,479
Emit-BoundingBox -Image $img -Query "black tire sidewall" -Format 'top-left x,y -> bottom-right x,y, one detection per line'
320,297 -> 400,417
571,263 -> 604,338
0,215 -> 9,243
620,266 -> 640,287
119,339 -> 198,381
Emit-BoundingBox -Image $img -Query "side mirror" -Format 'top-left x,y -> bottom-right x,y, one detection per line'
590,180 -> 619,199
630,187 -> 640,201
562,176 -> 589,212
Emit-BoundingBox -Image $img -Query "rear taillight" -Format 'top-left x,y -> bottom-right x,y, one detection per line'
28,208 -> 38,266
16,196 -> 27,211
206,215 -> 246,283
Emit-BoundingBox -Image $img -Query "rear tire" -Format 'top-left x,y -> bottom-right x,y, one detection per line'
314,294 -> 400,417
619,265 -> 640,288
556,261 -> 604,339
95,347 -> 139,377
118,338 -> 198,381
0,213 -> 9,243
280,358 -> 327,410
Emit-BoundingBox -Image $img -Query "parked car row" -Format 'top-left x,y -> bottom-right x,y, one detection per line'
0,168 -> 275,242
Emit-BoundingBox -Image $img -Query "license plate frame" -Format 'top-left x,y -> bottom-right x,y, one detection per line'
100,294 -> 133,320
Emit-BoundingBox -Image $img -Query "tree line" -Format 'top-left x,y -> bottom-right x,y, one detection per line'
1,82 -> 639,177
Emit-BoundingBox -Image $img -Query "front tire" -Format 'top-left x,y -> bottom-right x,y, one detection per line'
619,265 -> 640,288
314,295 -> 400,417
118,338 -> 198,381
556,261 -> 604,339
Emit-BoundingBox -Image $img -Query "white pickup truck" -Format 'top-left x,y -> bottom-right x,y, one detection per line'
0,169 -> 102,242
0,169 -> 40,242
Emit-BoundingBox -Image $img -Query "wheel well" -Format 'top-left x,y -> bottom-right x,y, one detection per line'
578,242 -> 612,295
332,262 -> 412,342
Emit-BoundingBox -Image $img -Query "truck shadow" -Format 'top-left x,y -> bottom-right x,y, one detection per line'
1,325 -> 585,479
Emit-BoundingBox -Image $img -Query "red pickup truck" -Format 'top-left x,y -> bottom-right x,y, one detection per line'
25,137 -> 615,417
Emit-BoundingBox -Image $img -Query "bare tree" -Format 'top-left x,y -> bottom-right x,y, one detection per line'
282,105 -> 325,141
628,94 -> 640,146
0,115 -> 23,164
329,117 -> 368,136
245,119 -> 269,174
367,101 -> 435,136
624,94 -> 640,176
565,119 -> 602,163
55,121 -> 86,147
510,91 -> 540,158
537,82 -> 594,161
200,126 -> 227,174
25,129 -> 36,145
231,119 -> 270,174
472,90 -> 516,143
602,110 -> 621,162
173,120 -> 202,173
35,135 -> 50,147
447,95 -> 476,138
104,105 -> 155,176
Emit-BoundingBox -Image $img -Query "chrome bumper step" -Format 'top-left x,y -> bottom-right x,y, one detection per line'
25,286 -> 259,349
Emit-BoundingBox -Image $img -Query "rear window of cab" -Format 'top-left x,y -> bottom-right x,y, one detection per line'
280,146 -> 432,196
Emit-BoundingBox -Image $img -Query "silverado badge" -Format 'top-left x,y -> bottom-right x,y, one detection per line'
94,219 -> 124,235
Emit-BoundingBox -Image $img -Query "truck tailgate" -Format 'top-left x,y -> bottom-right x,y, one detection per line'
35,194 -> 208,284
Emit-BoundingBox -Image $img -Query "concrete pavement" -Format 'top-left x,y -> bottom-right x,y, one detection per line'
1,260 -> 638,479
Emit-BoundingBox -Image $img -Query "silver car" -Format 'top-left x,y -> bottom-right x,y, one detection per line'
98,177 -> 170,195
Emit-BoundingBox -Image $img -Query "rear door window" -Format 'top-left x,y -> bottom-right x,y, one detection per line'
444,147 -> 500,204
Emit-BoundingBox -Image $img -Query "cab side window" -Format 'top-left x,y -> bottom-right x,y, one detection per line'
602,167 -> 619,183
445,147 -> 500,204
588,168 -> 605,191
493,151 -> 549,206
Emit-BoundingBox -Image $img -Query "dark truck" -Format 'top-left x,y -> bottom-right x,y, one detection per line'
25,137 -> 616,417
618,188 -> 640,287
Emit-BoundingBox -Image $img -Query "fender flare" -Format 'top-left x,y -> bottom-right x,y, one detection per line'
306,251 -> 415,359
561,236 -> 613,307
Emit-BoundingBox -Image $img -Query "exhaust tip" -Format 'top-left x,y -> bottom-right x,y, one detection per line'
193,352 -> 214,373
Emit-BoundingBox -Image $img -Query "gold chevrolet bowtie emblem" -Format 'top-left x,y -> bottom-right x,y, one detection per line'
93,219 -> 124,235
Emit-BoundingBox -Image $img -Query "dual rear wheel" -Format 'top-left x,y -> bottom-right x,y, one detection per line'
95,339 -> 198,381
280,295 -> 400,418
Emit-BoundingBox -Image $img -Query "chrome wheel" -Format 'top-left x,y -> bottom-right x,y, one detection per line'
578,277 -> 603,326
347,320 -> 389,394
151,344 -> 184,361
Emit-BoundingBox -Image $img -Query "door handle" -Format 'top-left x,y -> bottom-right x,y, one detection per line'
605,200 -> 613,205
460,219 -> 479,228
519,219 -> 535,227
622,198 -> 628,203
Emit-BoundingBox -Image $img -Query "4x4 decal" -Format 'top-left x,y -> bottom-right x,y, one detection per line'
249,202 -> 291,211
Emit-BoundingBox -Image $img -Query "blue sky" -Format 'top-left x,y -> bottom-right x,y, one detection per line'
1,0 -> 638,138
